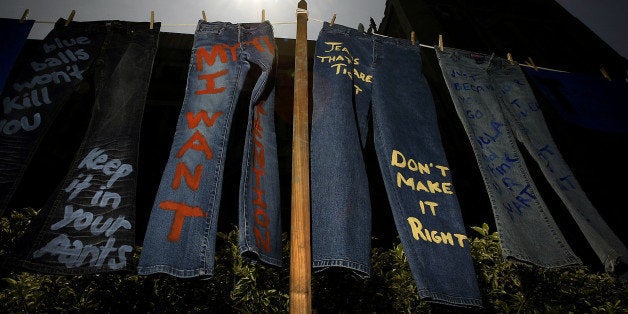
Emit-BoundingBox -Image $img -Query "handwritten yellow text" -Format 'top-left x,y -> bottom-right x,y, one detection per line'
391,150 -> 450,177
407,217 -> 468,247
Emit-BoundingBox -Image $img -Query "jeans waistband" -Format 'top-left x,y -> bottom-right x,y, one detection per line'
438,47 -> 516,71
54,18 -> 160,34
196,20 -> 274,35
320,21 -> 419,50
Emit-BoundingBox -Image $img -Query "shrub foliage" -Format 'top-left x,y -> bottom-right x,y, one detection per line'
1,209 -> 626,313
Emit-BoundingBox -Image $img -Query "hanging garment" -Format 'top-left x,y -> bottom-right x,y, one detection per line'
0,19 -> 107,215
0,18 -> 35,93
523,68 -> 628,134
138,21 -> 282,278
10,19 -> 160,274
436,47 -> 602,269
310,22 -> 482,307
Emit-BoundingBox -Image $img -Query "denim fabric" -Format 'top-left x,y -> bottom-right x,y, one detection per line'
311,22 -> 482,307
0,19 -> 106,215
523,68 -> 628,134
498,68 -> 628,272
436,47 -> 581,267
0,18 -> 34,93
138,21 -> 281,278
15,20 -> 160,274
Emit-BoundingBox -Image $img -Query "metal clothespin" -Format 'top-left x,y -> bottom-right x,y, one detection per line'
202,10 -> 207,22
20,9 -> 29,22
330,14 -> 336,26
150,11 -> 154,29
438,34 -> 444,52
507,53 -> 515,65
525,57 -> 538,71
65,10 -> 75,26
600,67 -> 612,81
411,31 -> 416,45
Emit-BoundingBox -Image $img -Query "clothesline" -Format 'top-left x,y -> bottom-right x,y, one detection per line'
20,9 -> 571,74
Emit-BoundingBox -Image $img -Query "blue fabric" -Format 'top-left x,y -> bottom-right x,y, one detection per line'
0,18 -> 34,93
311,22 -> 482,307
523,67 -> 628,134
138,21 -> 282,278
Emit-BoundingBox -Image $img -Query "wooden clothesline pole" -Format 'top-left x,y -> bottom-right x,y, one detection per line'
290,0 -> 311,313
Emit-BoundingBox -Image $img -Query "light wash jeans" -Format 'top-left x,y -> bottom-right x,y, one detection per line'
436,47 -> 611,268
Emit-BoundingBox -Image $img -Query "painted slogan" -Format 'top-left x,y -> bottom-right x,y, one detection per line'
2,36 -> 91,135
0,32 -> 99,213
32,147 -> 134,270
391,150 -> 470,248
316,42 -> 372,95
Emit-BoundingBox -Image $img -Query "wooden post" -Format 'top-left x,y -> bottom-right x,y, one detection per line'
290,0 -> 311,313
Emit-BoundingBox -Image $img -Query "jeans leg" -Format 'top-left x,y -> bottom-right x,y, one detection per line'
238,64 -> 283,266
311,23 -> 373,277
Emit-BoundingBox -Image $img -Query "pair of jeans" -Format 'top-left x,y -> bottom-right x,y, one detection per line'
138,21 -> 281,278
523,68 -> 628,134
0,19 -> 106,214
436,47 -> 584,268
311,23 -> 482,307
12,19 -> 160,274
0,18 -> 34,93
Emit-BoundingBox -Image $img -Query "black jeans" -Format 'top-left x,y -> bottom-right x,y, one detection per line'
8,19 -> 160,274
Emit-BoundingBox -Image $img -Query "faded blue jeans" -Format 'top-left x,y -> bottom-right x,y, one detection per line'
436,48 -> 586,268
138,21 -> 281,277
311,23 -> 482,307
14,20 -> 160,274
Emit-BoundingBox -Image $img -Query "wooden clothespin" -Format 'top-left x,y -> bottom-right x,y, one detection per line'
438,34 -> 444,52
261,9 -> 265,22
330,14 -> 336,26
150,11 -> 154,29
64,10 -> 75,26
202,10 -> 207,22
20,9 -> 29,22
525,57 -> 538,71
600,67 -> 612,81
411,31 -> 416,45
506,53 -> 515,65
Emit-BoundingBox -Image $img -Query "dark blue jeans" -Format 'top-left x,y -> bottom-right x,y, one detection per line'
0,19 -> 106,215
138,21 -> 281,278
311,23 -> 482,307
0,18 -> 34,93
14,20 -> 160,274
436,48 -> 583,268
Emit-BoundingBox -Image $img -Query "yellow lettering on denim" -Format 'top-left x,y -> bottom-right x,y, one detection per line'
407,217 -> 467,247
316,41 -> 371,94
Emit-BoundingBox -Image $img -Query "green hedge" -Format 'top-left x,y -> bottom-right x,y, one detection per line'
1,209 -> 627,313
